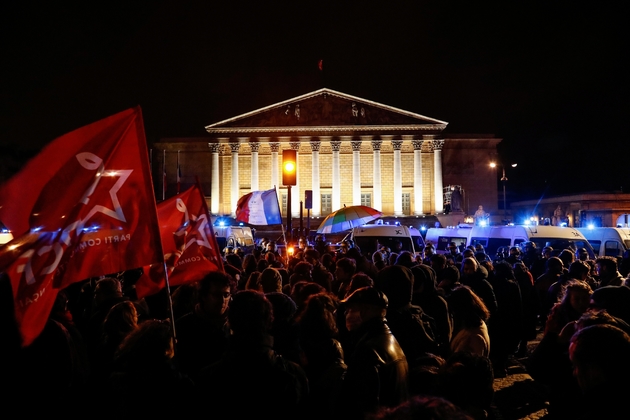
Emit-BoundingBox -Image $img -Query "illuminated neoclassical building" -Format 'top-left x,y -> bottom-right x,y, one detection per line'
154,88 -> 502,221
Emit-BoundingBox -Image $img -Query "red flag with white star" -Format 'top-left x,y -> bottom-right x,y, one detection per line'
135,182 -> 224,299
0,107 -> 163,346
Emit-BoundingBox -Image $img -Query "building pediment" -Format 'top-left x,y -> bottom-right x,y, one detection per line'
205,88 -> 448,137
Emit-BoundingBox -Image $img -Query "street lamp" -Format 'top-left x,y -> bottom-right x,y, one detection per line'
490,162 -> 517,222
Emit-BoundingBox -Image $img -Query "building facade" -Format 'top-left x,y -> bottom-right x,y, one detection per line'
154,88 -> 502,222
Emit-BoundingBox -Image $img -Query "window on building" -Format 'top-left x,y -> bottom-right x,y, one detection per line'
361,193 -> 372,207
321,194 -> 332,214
402,193 -> 410,215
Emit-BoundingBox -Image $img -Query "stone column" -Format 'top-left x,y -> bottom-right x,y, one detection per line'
331,140 -> 342,212
209,142 -> 222,215
392,139 -> 404,216
371,139 -> 382,211
270,142 -> 280,192
249,140 -> 260,191
229,141 -> 241,216
412,139 -> 424,215
351,139 -> 362,206
432,138 -> 445,214
290,141 -> 301,218
310,139 -> 321,217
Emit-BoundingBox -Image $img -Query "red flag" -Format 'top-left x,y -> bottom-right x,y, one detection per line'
0,107 -> 163,346
318,59 -> 323,71
135,182 -> 224,299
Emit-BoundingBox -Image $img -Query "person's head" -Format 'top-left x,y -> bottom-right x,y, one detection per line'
303,249 -> 321,266
411,264 -> 438,294
196,271 -> 235,317
493,260 -> 515,281
448,242 -> 459,254
375,265 -> 414,310
103,301 -> 138,340
558,249 -> 575,268
460,257 -> 478,277
347,273 -> 375,297
295,292 -> 339,336
542,246 -> 553,259
447,285 -> 490,326
430,253 -> 447,271
596,256 -> 619,276
568,260 -> 590,281
259,267 -> 283,293
335,257 -> 356,282
395,251 -> 415,268
242,253 -> 257,272
93,277 -> 123,305
569,324 -> 630,393
115,319 -> 174,368
509,246 -> 521,258
546,256 -> 564,274
228,290 -> 274,336
589,285 -> 630,325
371,394 -> 474,420
577,247 -> 589,262
560,280 -> 592,314
341,286 -> 388,332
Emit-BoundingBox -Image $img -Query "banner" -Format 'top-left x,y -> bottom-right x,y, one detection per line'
234,188 -> 282,226
0,107 -> 163,346
135,182 -> 224,299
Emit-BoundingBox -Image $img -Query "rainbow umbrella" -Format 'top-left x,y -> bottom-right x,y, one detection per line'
316,205 -> 383,234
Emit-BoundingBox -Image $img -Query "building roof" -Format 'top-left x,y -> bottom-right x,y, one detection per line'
204,88 -> 448,138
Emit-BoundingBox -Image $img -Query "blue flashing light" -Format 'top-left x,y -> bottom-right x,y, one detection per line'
479,220 -> 487,227
587,223 -> 595,229
560,222 -> 568,227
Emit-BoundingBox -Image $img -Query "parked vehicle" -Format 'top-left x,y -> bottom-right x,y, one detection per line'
425,224 -> 596,260
576,226 -> 630,258
350,223 -> 425,258
214,226 -> 256,254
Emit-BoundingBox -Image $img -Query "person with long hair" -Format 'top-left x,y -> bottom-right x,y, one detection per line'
447,285 -> 491,358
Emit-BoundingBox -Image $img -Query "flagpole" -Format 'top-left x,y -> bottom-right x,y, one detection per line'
162,261 -> 178,351
177,150 -> 181,195
162,149 -> 165,201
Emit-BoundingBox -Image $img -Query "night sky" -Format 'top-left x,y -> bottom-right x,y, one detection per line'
2,1 -> 628,201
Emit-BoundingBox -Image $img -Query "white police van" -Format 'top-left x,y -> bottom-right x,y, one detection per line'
576,226 -> 630,258
425,224 -> 595,260
350,223 -> 425,258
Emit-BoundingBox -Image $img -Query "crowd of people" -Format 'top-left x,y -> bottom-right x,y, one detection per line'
3,235 -> 630,419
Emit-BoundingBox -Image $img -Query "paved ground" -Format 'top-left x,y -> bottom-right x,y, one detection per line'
490,332 -> 552,420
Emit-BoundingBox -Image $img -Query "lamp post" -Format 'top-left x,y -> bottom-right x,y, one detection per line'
490,162 -> 517,222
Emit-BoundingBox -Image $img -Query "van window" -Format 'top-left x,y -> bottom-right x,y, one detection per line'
353,236 -> 414,257
529,238 -> 596,259
471,237 -> 510,259
435,236 -> 467,253
604,241 -> 624,258
589,240 -> 601,255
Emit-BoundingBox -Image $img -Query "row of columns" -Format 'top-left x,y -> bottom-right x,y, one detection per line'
209,137 -> 445,218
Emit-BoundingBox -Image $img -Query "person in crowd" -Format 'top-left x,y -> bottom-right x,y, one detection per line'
595,255 -> 625,287
557,248 -> 576,272
512,260 -> 539,356
546,260 -> 591,311
372,249 -> 387,271
488,261 -> 523,377
196,290 -> 309,418
369,394 -> 475,420
239,253 -> 259,290
304,248 -> 334,292
534,256 -> 565,325
334,286 -> 409,419
411,263 -> 452,357
333,257 -> 357,300
109,319 -> 193,416
89,300 -> 139,386
394,250 -> 416,269
446,242 -> 462,264
346,247 -> 380,280
259,266 -> 283,294
447,285 -> 491,358
459,257 -> 498,319
375,265 -> 439,366
244,270 -> 262,291
294,292 -> 347,418
174,271 -> 234,381
265,291 -> 301,365
589,284 -> 630,325
569,324 -> 630,419
435,351 -> 495,420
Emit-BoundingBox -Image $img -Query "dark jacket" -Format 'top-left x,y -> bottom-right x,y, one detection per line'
335,317 -> 409,419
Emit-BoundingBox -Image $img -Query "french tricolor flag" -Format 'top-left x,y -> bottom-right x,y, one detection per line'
235,188 -> 282,225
